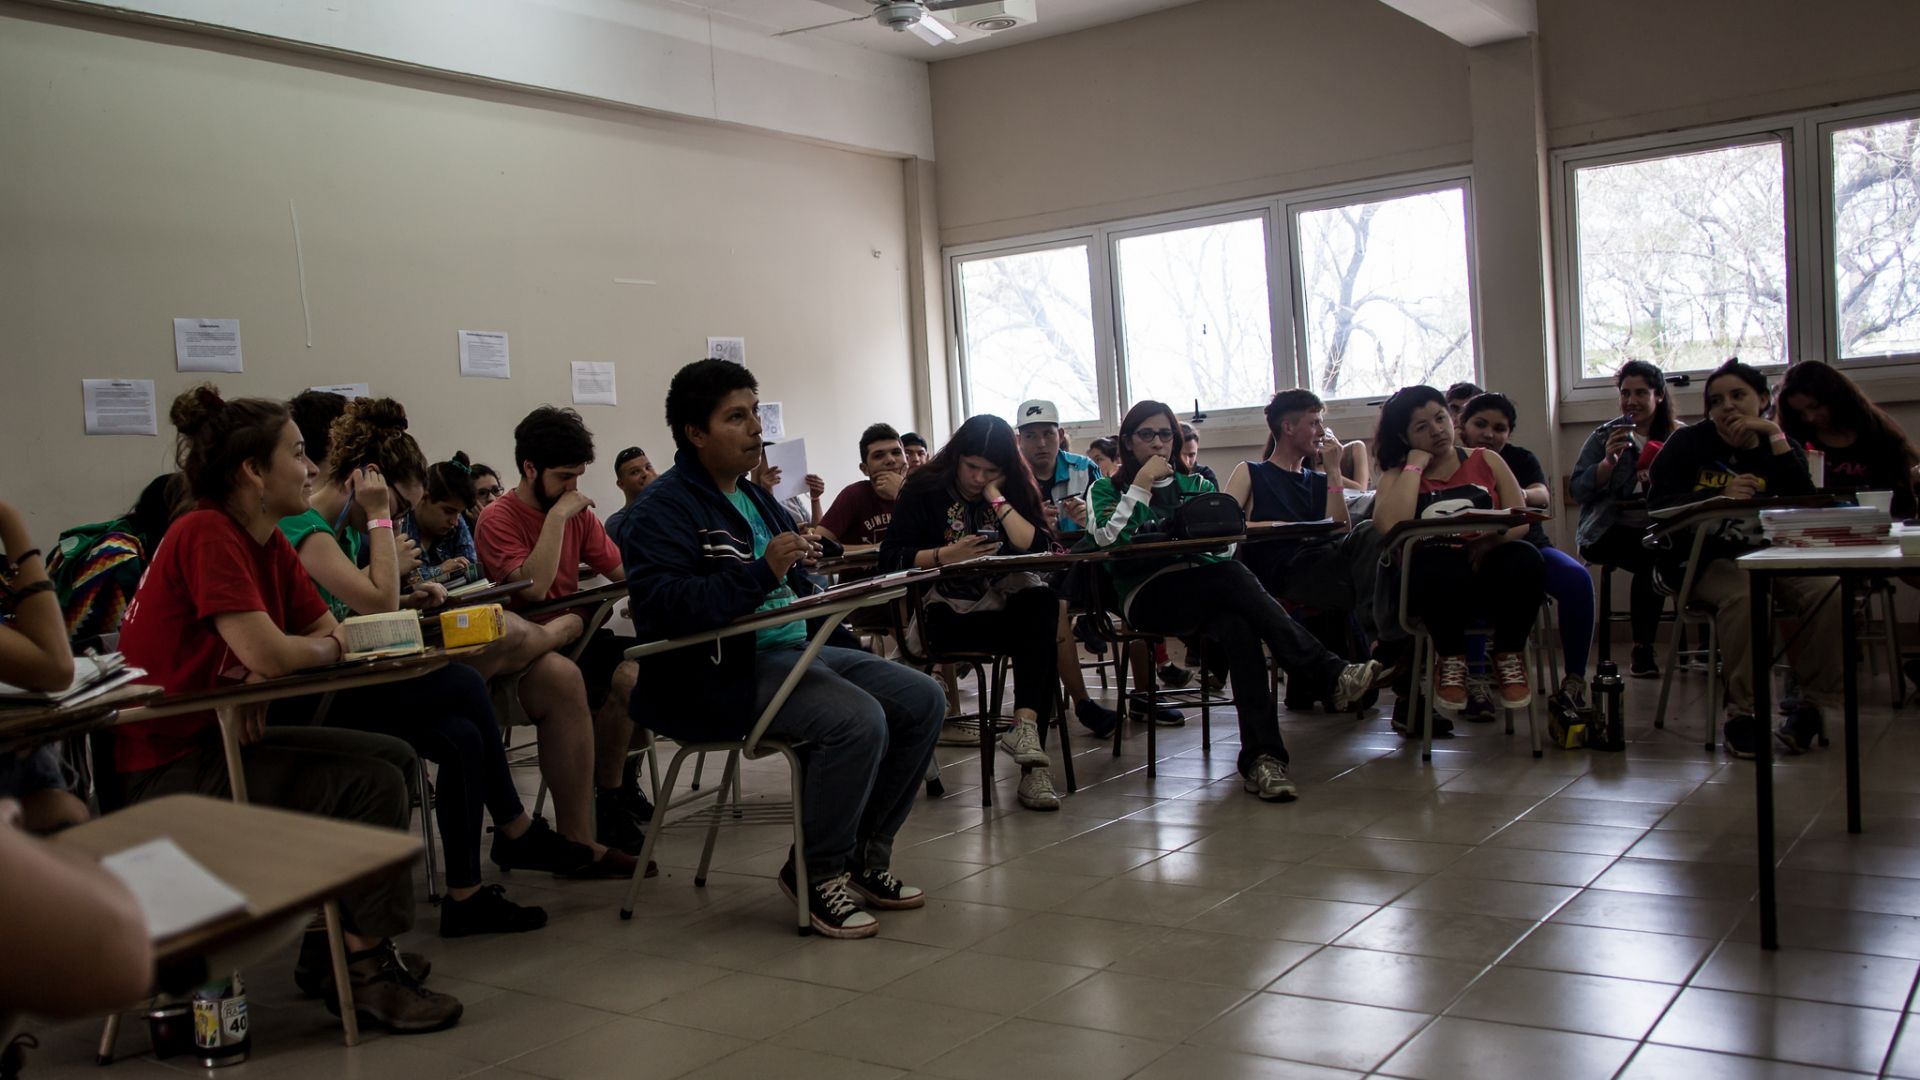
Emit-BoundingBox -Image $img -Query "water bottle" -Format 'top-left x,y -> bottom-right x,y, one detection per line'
1591,660 -> 1625,752
190,972 -> 250,1067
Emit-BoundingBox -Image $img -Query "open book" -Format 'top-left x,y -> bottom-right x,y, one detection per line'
446,577 -> 498,600
0,652 -> 147,707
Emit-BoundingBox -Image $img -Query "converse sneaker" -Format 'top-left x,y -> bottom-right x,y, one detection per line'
1073,697 -> 1119,739
1492,651 -> 1532,707
1433,656 -> 1470,712
1017,766 -> 1062,811
778,861 -> 879,939
438,884 -> 548,938
1328,659 -> 1386,712
998,718 -> 1050,768
937,716 -> 981,746
1243,755 -> 1298,802
847,868 -> 925,910
324,942 -> 463,1034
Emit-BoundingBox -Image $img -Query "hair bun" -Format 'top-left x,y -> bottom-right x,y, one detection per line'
350,397 -> 410,433
169,383 -> 227,436
452,450 -> 472,468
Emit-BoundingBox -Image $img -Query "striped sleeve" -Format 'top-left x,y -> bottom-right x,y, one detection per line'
1087,478 -> 1152,548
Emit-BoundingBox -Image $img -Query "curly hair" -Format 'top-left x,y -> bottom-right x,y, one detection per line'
326,397 -> 426,487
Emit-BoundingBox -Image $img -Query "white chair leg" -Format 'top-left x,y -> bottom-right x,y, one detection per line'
695,752 -> 741,887
623,748 -> 694,918
96,1012 -> 121,1065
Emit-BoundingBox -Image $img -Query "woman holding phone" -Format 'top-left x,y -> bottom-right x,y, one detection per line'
1571,359 -> 1676,679
878,415 -> 1067,811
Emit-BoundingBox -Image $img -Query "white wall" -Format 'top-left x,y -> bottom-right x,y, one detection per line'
0,7 -> 922,534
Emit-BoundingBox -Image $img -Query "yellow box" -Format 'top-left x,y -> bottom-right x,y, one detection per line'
439,604 -> 505,648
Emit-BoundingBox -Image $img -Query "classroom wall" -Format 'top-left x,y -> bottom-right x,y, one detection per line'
928,0 -> 1473,247
0,7 -> 921,536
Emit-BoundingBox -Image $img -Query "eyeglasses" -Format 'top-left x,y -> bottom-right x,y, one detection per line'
476,485 -> 505,498
1132,428 -> 1176,442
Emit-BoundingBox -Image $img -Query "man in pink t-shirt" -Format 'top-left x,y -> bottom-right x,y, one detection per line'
475,406 -> 648,868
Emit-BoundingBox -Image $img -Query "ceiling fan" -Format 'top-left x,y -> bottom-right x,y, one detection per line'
775,1 -> 969,46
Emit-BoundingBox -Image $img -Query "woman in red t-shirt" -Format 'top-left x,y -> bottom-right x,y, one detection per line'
116,385 -> 463,1035
1372,385 -> 1546,724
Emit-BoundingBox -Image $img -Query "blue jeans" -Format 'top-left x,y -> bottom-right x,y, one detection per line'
756,645 -> 945,883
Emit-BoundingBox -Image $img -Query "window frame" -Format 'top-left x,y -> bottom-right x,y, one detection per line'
943,166 -> 1479,433
1551,91 -> 1920,401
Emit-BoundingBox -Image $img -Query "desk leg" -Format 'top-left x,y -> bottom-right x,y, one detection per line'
1751,572 -> 1777,951
1843,576 -> 1862,835
215,707 -> 249,805
323,900 -> 360,1046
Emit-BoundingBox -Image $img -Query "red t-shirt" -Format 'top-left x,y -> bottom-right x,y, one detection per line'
819,481 -> 894,547
116,507 -> 330,773
473,490 -> 621,618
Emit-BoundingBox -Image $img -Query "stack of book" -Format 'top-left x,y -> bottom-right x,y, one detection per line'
0,652 -> 147,708
1759,506 -> 1892,548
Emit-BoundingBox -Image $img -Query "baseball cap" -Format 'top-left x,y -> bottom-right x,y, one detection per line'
1015,400 -> 1060,428
614,446 -> 647,468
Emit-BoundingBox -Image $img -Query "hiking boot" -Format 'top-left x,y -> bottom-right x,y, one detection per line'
1433,656 -> 1470,712
778,861 -> 879,939
1630,644 -> 1660,679
1775,702 -> 1827,755
937,717 -> 981,746
1157,663 -> 1194,689
294,931 -> 430,999
489,816 -> 594,875
1328,660 -> 1386,712
998,719 -> 1050,768
1492,652 -> 1532,707
846,868 -> 925,910
595,789 -> 647,856
1243,755 -> 1298,802
439,884 -> 547,938
1074,697 -> 1119,739
1723,713 -> 1760,759
324,942 -> 463,1034
1017,766 -> 1062,811
1127,694 -> 1187,726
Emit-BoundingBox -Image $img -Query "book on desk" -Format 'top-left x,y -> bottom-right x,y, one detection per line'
0,652 -> 148,708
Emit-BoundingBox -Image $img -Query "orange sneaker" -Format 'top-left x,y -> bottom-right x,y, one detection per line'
1434,656 -> 1469,712
1492,651 -> 1532,707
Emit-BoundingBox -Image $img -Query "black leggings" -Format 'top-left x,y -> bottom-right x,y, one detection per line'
1406,540 -> 1545,655
328,665 -> 525,891
1580,524 -> 1662,647
1128,560 -> 1346,776
923,585 -> 1060,717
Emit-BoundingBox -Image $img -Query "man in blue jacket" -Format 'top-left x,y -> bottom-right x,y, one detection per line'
619,359 -> 944,939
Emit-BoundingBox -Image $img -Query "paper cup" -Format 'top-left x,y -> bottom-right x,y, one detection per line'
1860,490 -> 1894,515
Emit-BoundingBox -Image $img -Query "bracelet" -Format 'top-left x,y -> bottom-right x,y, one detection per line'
367,517 -> 395,531
5,579 -> 55,603
9,548 -> 40,566
932,549 -> 942,567
997,507 -> 1013,520
1769,432 -> 1789,445
1403,464 -> 1424,475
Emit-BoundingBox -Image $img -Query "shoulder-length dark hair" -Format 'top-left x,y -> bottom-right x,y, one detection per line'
1780,360 -> 1920,470
1615,359 -> 1675,440
1371,385 -> 1447,471
902,414 -> 1050,537
1113,400 -> 1187,490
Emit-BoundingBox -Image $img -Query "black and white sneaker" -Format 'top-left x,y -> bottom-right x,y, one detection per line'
1630,644 -> 1660,679
1127,694 -> 1186,726
847,868 -> 925,910
1157,663 -> 1194,689
778,861 -> 879,939
1074,698 -> 1119,738
1723,713 -> 1760,759
1328,660 -> 1387,712
1775,702 -> 1826,755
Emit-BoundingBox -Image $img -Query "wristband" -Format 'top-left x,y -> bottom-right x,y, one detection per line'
1769,432 -> 1789,446
1403,464 -> 1424,476
988,497 -> 1008,508
367,517 -> 395,531
4,579 -> 55,607
1329,485 -> 1346,494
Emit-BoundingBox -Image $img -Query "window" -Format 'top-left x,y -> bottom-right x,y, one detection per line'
954,243 -> 1100,425
1114,216 -> 1274,411
1570,141 -> 1789,380
1831,115 -> 1920,359
1296,186 -> 1476,401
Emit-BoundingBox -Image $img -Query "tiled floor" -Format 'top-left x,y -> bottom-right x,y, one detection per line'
21,662 -> 1920,1079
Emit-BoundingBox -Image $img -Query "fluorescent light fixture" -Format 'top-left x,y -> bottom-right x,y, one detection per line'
907,13 -> 957,44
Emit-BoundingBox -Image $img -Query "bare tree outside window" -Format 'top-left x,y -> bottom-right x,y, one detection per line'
956,246 -> 1100,424
1297,187 -> 1476,400
1833,115 -> 1920,358
1574,142 -> 1788,379
1115,217 -> 1273,410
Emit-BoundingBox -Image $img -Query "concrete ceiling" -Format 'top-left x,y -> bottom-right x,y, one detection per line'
1374,0 -> 1534,46
670,0 -> 1209,58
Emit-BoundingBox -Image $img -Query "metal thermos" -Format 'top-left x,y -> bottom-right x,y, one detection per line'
1592,660 -> 1625,752
190,973 -> 250,1067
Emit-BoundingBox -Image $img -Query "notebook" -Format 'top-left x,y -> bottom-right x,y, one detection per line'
100,837 -> 250,941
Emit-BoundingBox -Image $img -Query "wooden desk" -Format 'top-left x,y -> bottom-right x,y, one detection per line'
1735,542 -> 1917,950
0,682 -> 164,754
419,579 -> 533,615
518,580 -> 627,620
56,795 -> 420,990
